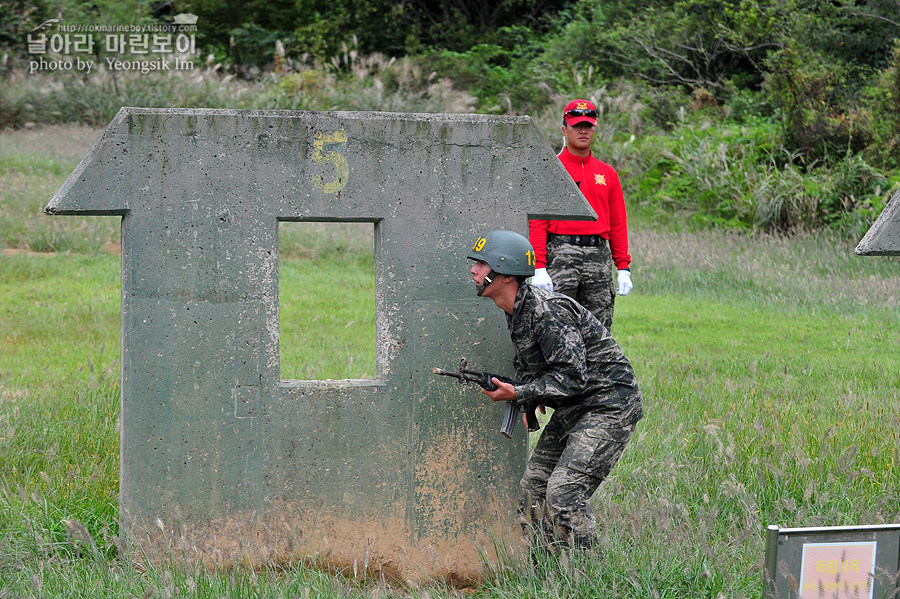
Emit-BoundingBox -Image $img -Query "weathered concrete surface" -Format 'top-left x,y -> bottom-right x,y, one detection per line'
857,186 -> 900,256
44,107 -> 594,584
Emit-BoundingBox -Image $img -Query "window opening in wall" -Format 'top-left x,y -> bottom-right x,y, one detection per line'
278,221 -> 376,380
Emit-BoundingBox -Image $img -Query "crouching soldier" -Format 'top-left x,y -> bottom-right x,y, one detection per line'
466,229 -> 643,551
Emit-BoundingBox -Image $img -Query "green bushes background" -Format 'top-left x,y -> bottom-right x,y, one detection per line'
3,0 -> 899,237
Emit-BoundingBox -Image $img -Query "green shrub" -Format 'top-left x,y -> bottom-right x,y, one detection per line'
751,160 -> 818,231
414,45 -> 551,113
763,44 -> 875,166
862,40 -> 900,171
0,66 -> 259,129
632,120 -> 781,228
0,72 -> 32,128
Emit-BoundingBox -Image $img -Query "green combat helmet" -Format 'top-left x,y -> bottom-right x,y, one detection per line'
467,230 -> 535,296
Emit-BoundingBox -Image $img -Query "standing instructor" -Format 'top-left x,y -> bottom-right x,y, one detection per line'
529,98 -> 632,330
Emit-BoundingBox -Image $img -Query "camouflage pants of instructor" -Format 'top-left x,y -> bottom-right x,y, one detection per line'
545,236 -> 616,330
518,408 -> 637,551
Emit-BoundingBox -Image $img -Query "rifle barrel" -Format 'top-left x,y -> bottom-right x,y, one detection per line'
432,367 -> 459,377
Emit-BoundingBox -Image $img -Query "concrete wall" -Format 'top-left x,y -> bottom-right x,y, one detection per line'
857,186 -> 900,256
44,107 -> 595,584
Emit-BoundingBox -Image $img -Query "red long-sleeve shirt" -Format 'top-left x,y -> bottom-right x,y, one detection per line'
529,147 -> 631,270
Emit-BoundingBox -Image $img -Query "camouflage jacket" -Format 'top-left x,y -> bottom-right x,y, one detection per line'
508,284 -> 643,426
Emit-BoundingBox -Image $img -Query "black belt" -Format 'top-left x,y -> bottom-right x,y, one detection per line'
549,234 -> 607,247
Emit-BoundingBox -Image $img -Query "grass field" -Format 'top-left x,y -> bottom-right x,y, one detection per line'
1,125 -> 899,598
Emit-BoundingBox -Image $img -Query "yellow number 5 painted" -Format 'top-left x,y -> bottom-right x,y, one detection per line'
310,130 -> 349,194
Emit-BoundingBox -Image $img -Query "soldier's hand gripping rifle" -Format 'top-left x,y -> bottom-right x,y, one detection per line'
432,358 -> 540,439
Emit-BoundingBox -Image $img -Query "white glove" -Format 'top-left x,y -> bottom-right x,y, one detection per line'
531,268 -> 554,291
616,269 -> 633,295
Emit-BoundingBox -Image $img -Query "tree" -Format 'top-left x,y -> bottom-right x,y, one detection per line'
540,0 -> 898,96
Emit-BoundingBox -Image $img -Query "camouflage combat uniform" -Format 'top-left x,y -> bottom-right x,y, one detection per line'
546,235 -> 616,331
508,283 -> 642,550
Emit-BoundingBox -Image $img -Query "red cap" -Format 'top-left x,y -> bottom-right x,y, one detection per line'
563,99 -> 597,126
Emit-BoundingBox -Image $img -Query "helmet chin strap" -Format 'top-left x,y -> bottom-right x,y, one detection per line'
476,270 -> 499,296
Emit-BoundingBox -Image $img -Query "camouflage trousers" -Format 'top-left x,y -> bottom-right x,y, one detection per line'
545,236 -> 616,330
518,409 -> 637,551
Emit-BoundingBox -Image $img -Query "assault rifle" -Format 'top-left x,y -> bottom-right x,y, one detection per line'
432,358 -> 540,439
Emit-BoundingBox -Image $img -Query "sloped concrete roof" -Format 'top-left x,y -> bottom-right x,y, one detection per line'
856,186 -> 900,256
